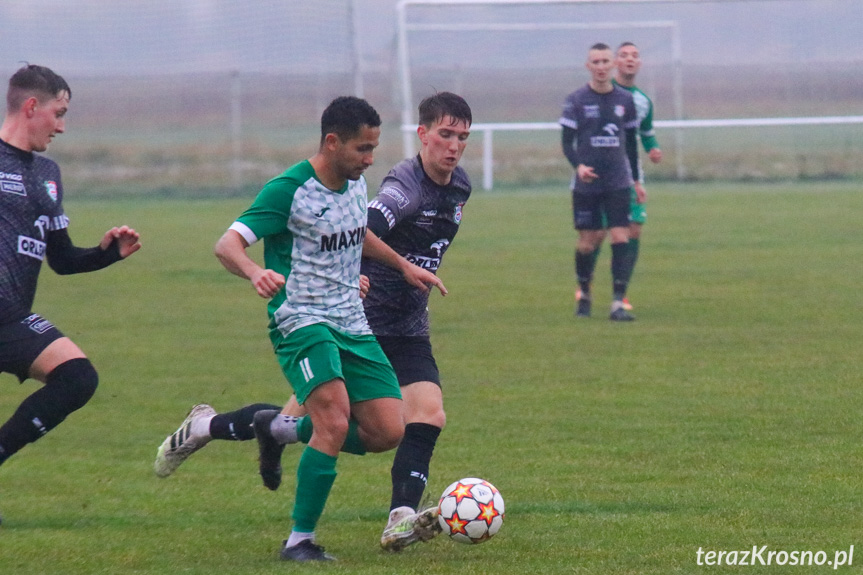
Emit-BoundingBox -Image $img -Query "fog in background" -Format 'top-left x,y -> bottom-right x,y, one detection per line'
1,0 -> 860,190
1,0 -> 861,75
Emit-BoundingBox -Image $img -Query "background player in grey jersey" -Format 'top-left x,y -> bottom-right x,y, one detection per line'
560,43 -> 640,321
152,93 -> 471,554
0,65 -> 140,507
578,42 -> 663,312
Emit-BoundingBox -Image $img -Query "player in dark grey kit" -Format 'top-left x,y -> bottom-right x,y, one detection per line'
153,93 -> 472,553
362,92 -> 471,551
560,43 -> 640,321
0,65 -> 141,502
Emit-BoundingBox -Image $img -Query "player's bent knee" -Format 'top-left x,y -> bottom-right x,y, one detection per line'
412,409 -> 446,430
367,423 -> 403,453
45,358 -> 99,413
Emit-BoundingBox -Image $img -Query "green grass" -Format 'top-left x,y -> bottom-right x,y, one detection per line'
2,181 -> 862,574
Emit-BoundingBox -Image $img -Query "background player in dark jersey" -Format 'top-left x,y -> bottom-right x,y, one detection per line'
577,41 -> 663,313
560,43 -> 640,321
152,93 -> 472,553
0,66 -> 140,492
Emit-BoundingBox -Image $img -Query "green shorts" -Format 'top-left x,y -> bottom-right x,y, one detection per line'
597,186 -> 645,228
270,323 -> 401,405
629,186 -> 647,225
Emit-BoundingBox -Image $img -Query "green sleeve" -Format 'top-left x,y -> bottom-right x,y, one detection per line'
236,176 -> 296,240
640,101 -> 659,153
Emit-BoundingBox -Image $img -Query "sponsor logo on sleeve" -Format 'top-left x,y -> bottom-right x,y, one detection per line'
22,314 -> 55,334
379,186 -> 409,208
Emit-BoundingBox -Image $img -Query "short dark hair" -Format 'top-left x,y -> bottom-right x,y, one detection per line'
320,96 -> 381,145
617,41 -> 638,52
418,91 -> 472,128
590,42 -> 611,52
6,64 -> 71,112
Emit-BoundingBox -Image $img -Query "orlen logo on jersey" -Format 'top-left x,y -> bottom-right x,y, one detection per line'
18,235 -> 46,260
320,225 -> 366,252
590,124 -> 620,147
406,254 -> 441,271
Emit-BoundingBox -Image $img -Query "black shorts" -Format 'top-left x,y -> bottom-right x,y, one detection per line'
572,187 -> 631,230
0,314 -> 65,382
375,335 -> 440,388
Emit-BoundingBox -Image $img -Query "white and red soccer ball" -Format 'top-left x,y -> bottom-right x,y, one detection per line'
437,477 -> 504,544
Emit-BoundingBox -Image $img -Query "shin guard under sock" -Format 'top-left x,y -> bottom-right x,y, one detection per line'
0,358 -> 97,462
390,422 -> 441,511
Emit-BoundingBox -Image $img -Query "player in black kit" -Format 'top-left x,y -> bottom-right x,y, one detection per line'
0,65 -> 141,510
560,43 -> 640,321
152,93 -> 471,553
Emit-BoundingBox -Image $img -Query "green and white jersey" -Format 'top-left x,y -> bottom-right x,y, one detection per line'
229,160 -> 371,338
613,80 -> 659,183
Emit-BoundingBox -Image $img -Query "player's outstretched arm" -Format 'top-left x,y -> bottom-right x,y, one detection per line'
363,231 -> 447,296
46,225 -> 138,275
215,229 -> 285,299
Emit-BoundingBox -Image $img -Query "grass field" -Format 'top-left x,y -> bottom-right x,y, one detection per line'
2,181 -> 862,574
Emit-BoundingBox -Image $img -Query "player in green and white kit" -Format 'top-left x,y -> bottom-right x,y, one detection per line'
575,41 -> 662,312
213,97 -> 404,563
614,41 -> 662,309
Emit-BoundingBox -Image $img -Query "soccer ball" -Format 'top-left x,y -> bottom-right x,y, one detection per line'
437,477 -> 504,544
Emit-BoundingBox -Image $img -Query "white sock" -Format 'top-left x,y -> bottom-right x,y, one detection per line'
190,415 -> 214,439
270,415 -> 299,444
286,530 -> 315,547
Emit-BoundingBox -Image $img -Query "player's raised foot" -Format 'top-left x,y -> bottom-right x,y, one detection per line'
609,300 -> 635,322
154,403 -> 216,477
621,297 -> 633,311
252,409 -> 286,491
280,539 -> 336,562
575,291 -> 591,318
380,503 -> 442,552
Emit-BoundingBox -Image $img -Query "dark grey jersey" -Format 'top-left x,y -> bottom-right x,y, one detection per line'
0,139 -> 69,321
362,155 -> 471,336
559,84 -> 639,193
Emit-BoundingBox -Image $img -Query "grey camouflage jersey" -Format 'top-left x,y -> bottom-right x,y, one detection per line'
362,155 -> 471,336
0,139 -> 69,322
559,84 -> 638,193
